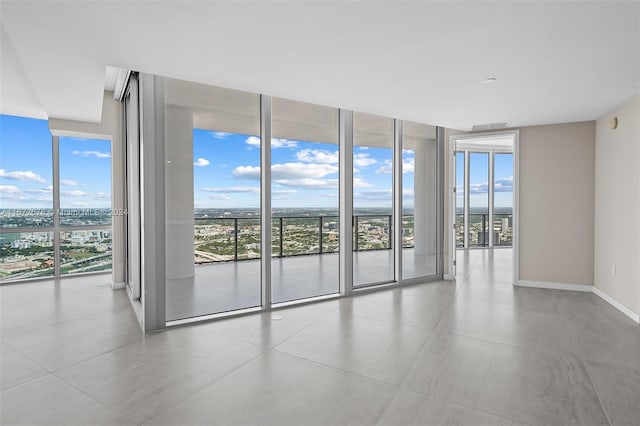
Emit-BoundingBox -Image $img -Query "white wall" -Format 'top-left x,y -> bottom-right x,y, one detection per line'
49,91 -> 126,289
518,121 -> 595,286
594,94 -> 640,314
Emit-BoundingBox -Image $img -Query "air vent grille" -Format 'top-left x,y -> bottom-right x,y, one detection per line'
472,122 -> 509,131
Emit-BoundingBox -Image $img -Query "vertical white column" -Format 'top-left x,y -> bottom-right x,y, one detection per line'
139,73 -> 166,332
164,105 -> 195,280
414,138 -> 436,255
111,101 -> 126,289
339,109 -> 353,296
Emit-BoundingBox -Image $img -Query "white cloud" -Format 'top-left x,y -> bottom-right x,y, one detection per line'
273,190 -> 298,194
62,190 -> 89,197
276,178 -> 339,189
72,150 -> 111,159
0,169 -> 46,183
61,179 -> 80,187
495,177 -> 513,193
355,189 -> 413,200
468,177 -> 513,194
375,158 -> 414,174
245,136 -> 261,148
296,149 -> 338,164
353,177 -> 374,188
234,162 -> 338,181
272,138 -> 298,149
194,157 -> 210,167
211,131 -> 231,139
356,189 -> 392,200
209,194 -> 231,200
202,186 -> 260,194
245,136 -> 298,149
353,153 -> 377,168
94,192 -> 111,199
26,185 -> 53,194
0,185 -> 20,194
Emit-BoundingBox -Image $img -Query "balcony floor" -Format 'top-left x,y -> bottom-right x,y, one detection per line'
166,248 -> 436,321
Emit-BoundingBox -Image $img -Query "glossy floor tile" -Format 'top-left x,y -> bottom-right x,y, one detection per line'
378,388 -> 512,426
0,342 -> 48,391
1,248 -> 639,426
143,350 -> 396,426
0,375 -> 133,426
55,325 -> 264,424
275,311 -> 431,385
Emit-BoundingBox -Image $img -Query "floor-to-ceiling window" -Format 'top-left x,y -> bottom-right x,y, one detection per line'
0,115 -> 54,281
469,152 -> 489,247
352,112 -> 394,287
271,97 -> 340,303
402,121 -> 437,279
133,73 -> 444,328
455,151 -> 465,248
494,153 -> 514,246
58,137 -> 113,275
0,115 -> 113,282
455,136 -> 514,249
163,77 -> 262,321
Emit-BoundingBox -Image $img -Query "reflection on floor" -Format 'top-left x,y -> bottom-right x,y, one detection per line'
166,248 -> 436,321
2,248 -> 639,426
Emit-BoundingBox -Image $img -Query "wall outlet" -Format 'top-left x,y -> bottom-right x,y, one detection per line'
611,265 -> 616,276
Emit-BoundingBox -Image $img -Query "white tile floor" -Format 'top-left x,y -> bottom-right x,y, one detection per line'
1,248 -> 639,425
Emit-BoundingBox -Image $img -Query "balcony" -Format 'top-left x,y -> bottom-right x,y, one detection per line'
166,214 -> 435,321
455,213 -> 513,248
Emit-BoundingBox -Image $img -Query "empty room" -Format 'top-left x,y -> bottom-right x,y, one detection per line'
1,1 -> 639,425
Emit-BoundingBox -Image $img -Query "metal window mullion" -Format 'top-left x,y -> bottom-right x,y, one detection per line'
463,151 -> 470,248
260,95 -> 272,309
435,126 -> 445,276
52,135 -> 61,277
488,151 -> 494,248
393,119 -> 402,283
339,109 -> 353,296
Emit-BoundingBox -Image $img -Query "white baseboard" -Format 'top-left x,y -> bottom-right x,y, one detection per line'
111,281 -> 126,290
593,287 -> 640,324
515,280 -> 592,292
444,274 -> 455,281
516,280 -> 640,325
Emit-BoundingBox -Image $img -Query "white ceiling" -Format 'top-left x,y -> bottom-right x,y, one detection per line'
1,1 -> 638,130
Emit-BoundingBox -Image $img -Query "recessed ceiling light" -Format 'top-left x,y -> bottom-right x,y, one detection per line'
485,77 -> 497,84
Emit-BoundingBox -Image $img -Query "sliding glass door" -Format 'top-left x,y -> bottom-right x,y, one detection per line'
163,77 -> 261,321
352,112 -> 394,287
271,98 -> 340,303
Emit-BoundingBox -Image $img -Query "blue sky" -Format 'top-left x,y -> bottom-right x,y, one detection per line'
0,115 -> 111,209
0,114 -> 511,211
194,129 -> 401,209
456,151 -> 514,210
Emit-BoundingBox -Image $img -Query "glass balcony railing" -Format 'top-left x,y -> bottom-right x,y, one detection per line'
455,212 -> 513,248
194,214 -> 415,264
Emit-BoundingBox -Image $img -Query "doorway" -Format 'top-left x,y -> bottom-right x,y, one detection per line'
448,131 -> 519,285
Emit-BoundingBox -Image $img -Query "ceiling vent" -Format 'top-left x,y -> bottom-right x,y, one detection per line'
472,122 -> 509,131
